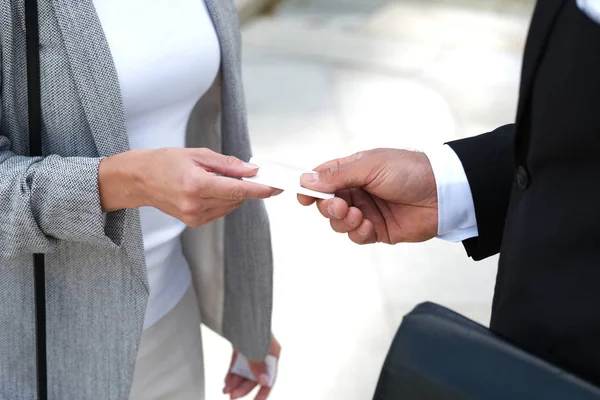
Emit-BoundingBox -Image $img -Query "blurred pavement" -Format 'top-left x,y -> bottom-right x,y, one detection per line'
203,0 -> 535,399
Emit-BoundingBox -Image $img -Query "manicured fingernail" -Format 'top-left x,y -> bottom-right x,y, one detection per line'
302,172 -> 318,183
273,189 -> 283,196
259,374 -> 270,386
243,162 -> 259,169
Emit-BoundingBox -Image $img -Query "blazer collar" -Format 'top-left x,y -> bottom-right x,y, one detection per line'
51,0 -> 130,157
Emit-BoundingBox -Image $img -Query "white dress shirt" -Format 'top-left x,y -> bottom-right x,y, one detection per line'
94,0 -> 221,329
425,144 -> 479,242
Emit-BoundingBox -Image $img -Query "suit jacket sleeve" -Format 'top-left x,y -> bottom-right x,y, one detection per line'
0,143 -> 125,259
446,124 -> 515,261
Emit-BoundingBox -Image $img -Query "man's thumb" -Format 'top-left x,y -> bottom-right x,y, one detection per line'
248,360 -> 270,387
300,159 -> 368,193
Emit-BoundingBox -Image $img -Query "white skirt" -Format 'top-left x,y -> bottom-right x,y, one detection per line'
129,285 -> 204,400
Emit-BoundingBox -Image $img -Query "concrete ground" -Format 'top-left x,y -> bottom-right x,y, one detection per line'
203,0 -> 536,399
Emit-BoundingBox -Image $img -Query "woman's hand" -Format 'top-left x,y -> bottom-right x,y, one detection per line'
223,335 -> 281,400
99,148 -> 279,227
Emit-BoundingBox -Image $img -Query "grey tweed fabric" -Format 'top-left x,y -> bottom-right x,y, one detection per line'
0,0 -> 273,399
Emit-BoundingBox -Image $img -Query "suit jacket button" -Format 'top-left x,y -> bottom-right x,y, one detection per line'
516,166 -> 529,189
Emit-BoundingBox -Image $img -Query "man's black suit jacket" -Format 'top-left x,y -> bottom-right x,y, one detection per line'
447,0 -> 600,387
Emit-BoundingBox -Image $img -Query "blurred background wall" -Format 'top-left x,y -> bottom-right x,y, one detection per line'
204,0 -> 536,399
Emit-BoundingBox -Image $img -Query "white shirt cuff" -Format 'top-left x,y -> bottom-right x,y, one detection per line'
424,144 -> 479,243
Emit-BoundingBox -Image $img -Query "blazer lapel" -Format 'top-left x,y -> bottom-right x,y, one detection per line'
204,0 -> 242,66
516,0 -> 566,125
50,0 -> 130,157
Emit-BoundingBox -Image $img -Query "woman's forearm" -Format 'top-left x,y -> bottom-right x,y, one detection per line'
99,150 -> 149,212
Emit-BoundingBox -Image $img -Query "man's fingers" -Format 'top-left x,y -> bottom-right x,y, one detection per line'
330,207 -> 363,233
299,189 -> 353,207
297,194 -> 317,206
335,189 -> 352,205
316,198 -> 348,220
349,188 -> 389,243
194,149 -> 260,178
349,219 -> 377,244
300,155 -> 372,193
311,153 -> 361,173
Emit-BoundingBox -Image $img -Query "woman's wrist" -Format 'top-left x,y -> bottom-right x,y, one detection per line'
99,150 -> 150,212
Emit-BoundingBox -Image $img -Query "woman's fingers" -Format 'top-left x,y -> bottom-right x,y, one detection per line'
230,379 -> 258,399
254,385 -> 272,400
181,203 -> 240,228
224,350 -> 240,394
192,148 -> 260,178
204,176 -> 279,200
224,373 -> 244,394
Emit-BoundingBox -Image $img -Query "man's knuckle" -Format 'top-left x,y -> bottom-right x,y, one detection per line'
354,151 -> 366,161
326,164 -> 341,178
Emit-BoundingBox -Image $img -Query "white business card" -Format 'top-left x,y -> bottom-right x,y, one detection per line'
231,353 -> 278,388
242,157 -> 334,200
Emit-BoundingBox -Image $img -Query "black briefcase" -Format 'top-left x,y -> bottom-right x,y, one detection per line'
373,302 -> 600,399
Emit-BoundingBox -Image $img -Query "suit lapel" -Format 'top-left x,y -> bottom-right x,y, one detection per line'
50,0 -> 130,157
516,0 -> 566,125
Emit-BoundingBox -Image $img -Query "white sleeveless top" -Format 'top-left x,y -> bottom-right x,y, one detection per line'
94,0 -> 221,329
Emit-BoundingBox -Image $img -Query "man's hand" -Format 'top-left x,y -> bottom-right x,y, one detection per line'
223,335 -> 281,400
298,149 -> 438,244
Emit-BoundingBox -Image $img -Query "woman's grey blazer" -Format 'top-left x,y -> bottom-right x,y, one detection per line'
0,0 -> 273,398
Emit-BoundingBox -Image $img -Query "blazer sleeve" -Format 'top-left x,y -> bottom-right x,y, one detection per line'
0,135 -> 125,258
446,124 -> 515,261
